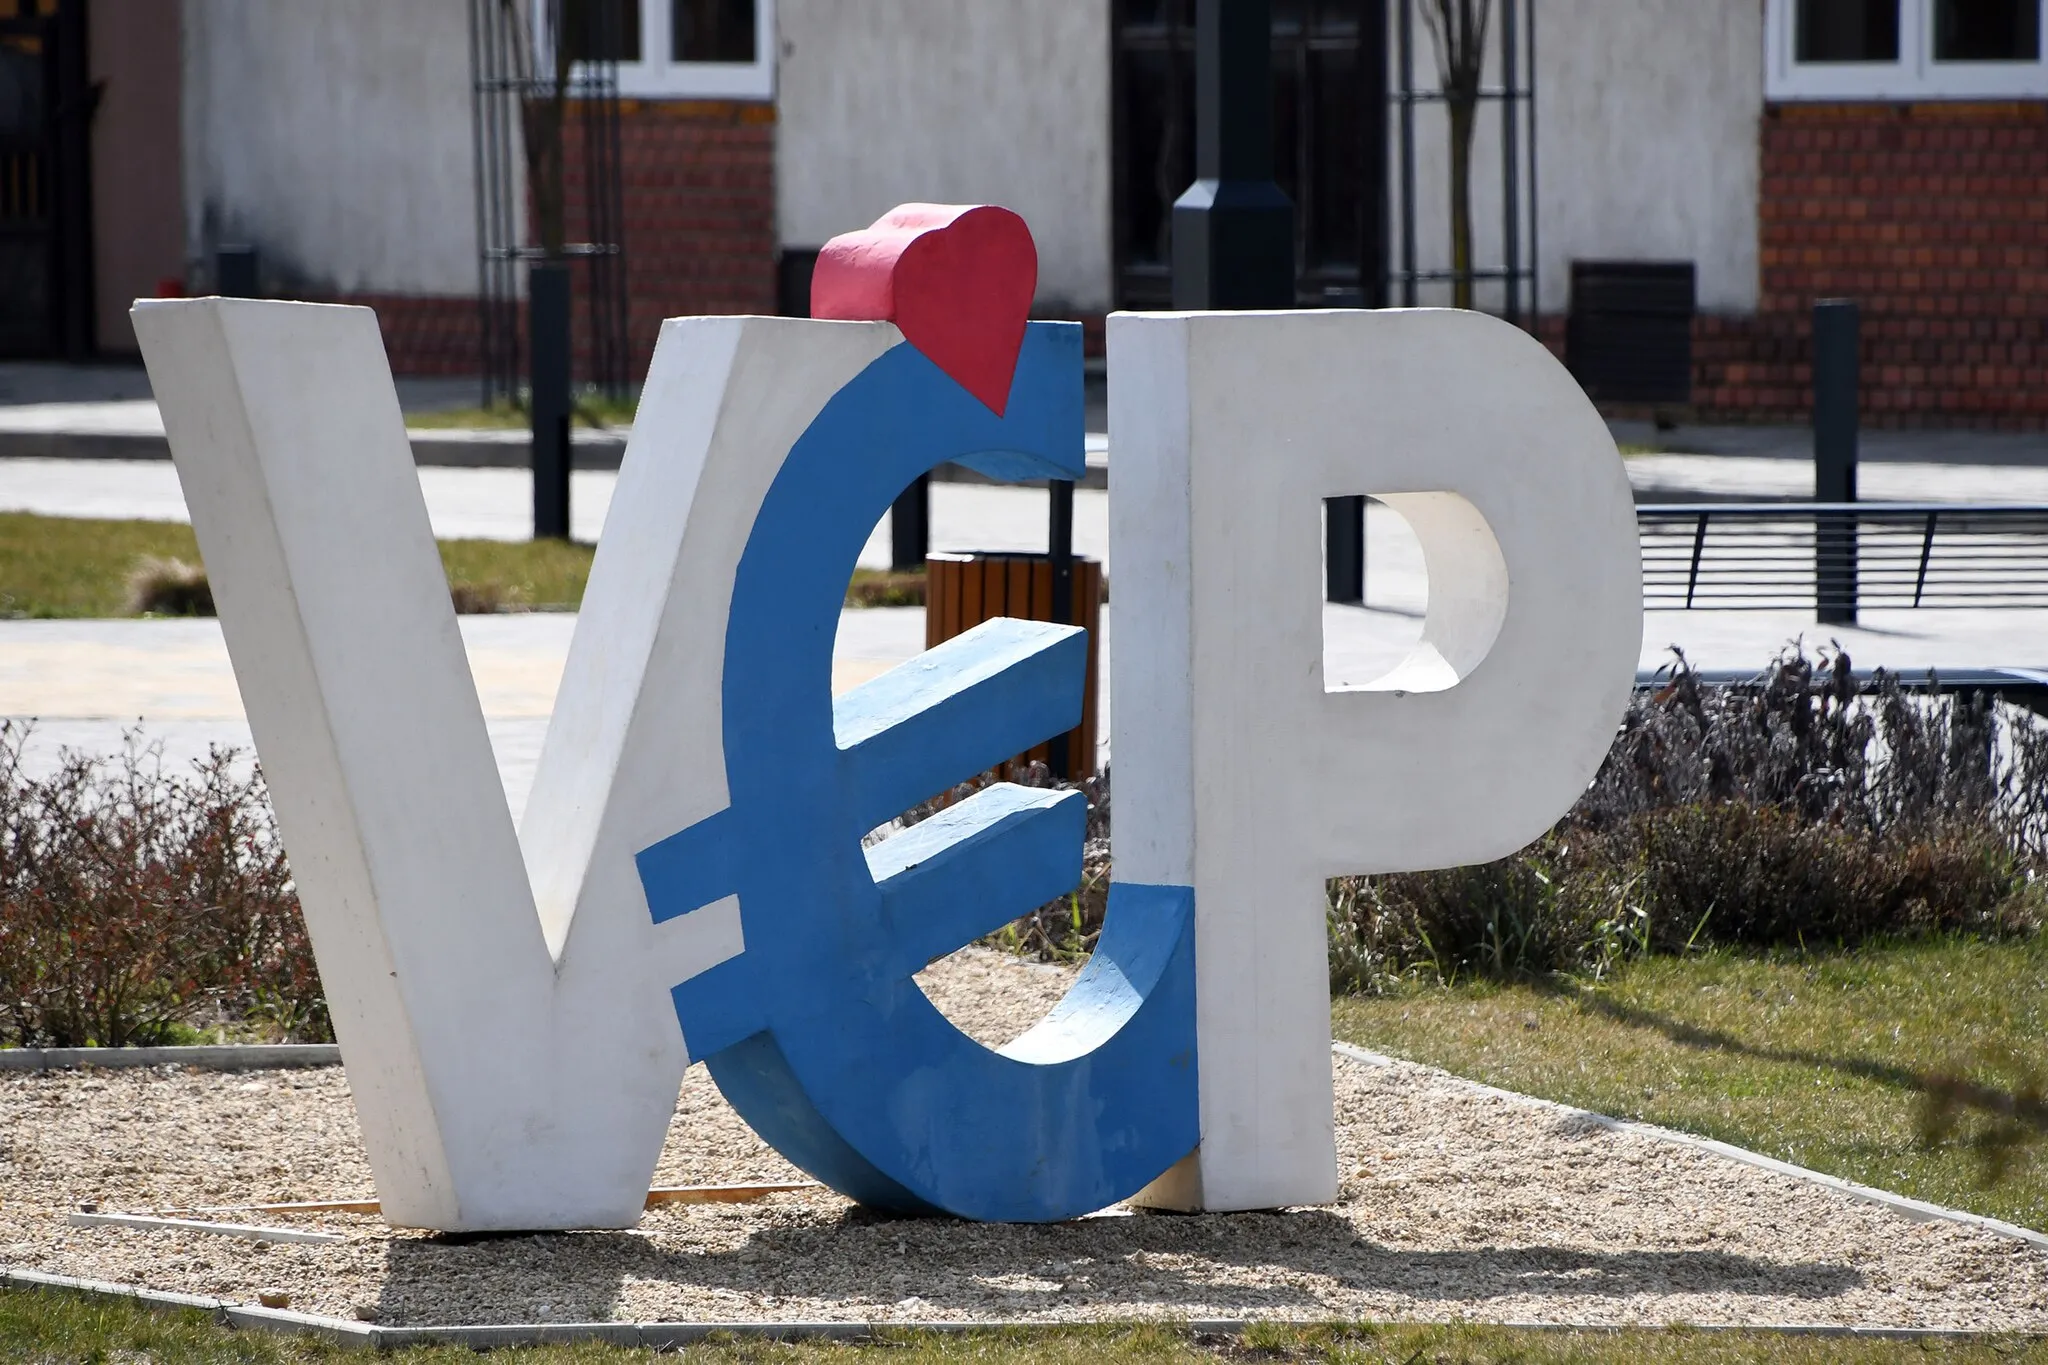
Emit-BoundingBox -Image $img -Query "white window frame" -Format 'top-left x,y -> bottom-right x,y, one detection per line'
1766,0 -> 2048,100
539,0 -> 776,101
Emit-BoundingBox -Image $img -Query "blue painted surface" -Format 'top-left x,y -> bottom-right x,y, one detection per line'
635,323 -> 1199,1222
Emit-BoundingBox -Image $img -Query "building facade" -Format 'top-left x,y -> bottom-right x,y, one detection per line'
5,0 -> 2042,425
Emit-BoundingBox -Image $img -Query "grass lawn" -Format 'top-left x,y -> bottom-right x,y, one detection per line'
0,513 -> 925,615
405,394 -> 639,430
2,1291 -> 2042,1365
0,512 -> 595,616
1332,937 -> 2048,1233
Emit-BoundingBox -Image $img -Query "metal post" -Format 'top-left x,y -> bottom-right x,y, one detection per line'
530,262 -> 573,541
215,245 -> 258,298
890,476 -> 930,570
1171,0 -> 1362,603
1525,0 -> 1540,321
1397,0 -> 1417,308
1814,298 -> 1859,625
1048,478 -> 1076,780
1500,0 -> 1521,325
1362,0 -> 1391,311
1327,496 -> 1365,603
1171,0 -> 1293,311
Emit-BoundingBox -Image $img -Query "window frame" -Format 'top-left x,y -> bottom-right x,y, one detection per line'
1766,0 -> 2047,100
541,0 -> 776,101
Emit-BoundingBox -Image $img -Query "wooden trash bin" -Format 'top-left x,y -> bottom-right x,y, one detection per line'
925,551 -> 1103,780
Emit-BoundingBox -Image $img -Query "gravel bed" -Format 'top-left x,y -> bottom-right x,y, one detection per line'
2,947 -> 2044,1330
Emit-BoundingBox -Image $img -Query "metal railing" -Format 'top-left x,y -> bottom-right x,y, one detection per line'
1639,503 -> 2048,613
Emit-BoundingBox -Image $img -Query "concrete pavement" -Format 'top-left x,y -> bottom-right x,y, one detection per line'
6,370 -> 2048,802
0,361 -> 1111,483
0,456 -> 1110,567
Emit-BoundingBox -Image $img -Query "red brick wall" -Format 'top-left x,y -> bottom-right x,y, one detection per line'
587,98 -> 778,374
1712,100 -> 2046,428
1547,100 -> 2046,429
339,98 -> 777,380
331,294 -> 482,378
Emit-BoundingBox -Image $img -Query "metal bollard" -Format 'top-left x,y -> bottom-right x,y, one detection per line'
890,475 -> 930,570
1814,299 -> 1859,625
214,245 -> 258,299
1326,496 -> 1365,604
529,262 -> 573,541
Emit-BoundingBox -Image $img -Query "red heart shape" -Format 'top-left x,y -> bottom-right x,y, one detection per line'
810,204 -> 1038,416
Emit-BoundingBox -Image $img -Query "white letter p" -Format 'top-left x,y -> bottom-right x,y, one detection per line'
1108,308 -> 1643,1212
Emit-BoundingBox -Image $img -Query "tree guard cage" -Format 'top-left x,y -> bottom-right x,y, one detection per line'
469,0 -> 631,407
1389,0 -> 1537,322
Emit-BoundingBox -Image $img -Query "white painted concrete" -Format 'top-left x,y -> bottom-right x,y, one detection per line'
1534,0 -> 1763,313
1111,308 -> 1640,1213
775,0 -> 1113,313
181,0 -> 478,296
138,299 -> 581,1229
775,1 -> 1761,318
1393,0 -> 1763,314
128,299 -> 937,1230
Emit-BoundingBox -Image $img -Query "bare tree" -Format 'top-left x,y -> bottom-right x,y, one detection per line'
1420,0 -> 1490,310
496,0 -> 573,258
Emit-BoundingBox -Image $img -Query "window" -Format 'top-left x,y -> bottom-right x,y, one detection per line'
548,0 -> 773,100
673,0 -> 756,62
1796,0 -> 1901,61
1767,0 -> 2047,98
1934,0 -> 2041,60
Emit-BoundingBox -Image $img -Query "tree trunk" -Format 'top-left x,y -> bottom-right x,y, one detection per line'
1447,96 -> 1477,311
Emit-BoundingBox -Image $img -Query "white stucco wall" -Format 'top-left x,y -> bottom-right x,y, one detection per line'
1394,0 -> 1762,315
182,0 -> 478,297
1534,0 -> 1762,313
775,0 -> 1113,314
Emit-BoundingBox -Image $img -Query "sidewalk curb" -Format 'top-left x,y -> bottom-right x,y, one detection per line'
0,1045 -> 339,1071
0,428 -> 1110,487
1331,1041 -> 2048,1251
0,1268 -> 2024,1350
0,428 -> 629,470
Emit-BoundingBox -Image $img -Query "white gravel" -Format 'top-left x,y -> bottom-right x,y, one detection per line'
2,947 -> 2044,1330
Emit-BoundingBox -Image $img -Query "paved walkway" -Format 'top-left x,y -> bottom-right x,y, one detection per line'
8,580 -> 2046,821
6,377 -> 2048,804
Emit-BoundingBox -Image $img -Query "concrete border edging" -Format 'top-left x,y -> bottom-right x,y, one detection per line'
0,1045 -> 339,1072
0,427 -> 1110,486
1331,1040 -> 2048,1251
0,1267 -> 2024,1351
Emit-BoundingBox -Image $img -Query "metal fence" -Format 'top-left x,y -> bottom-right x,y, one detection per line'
1639,503 -> 2048,613
468,0 -> 630,409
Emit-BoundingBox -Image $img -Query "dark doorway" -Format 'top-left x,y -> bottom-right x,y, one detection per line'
1113,0 -> 1387,309
0,0 -> 94,359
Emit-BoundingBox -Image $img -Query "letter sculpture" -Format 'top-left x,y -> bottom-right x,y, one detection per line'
134,203 -> 1638,1231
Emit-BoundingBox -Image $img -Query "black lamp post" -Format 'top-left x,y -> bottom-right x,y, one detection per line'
1171,0 -> 1291,310
1172,0 -> 1363,603
530,262 -> 573,542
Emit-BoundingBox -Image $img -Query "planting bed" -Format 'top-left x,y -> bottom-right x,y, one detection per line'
0,949 -> 2043,1332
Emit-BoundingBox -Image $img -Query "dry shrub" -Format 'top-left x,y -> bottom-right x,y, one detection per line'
1327,647 -> 2048,992
0,723 -> 327,1046
846,570 -> 927,608
124,559 -> 514,618
993,767 -> 1111,961
448,581 -> 510,614
124,556 -> 213,616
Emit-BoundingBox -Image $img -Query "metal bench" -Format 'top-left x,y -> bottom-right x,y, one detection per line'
1638,503 -> 2048,616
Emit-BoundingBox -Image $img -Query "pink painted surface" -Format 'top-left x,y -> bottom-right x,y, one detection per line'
810,204 -> 1037,416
